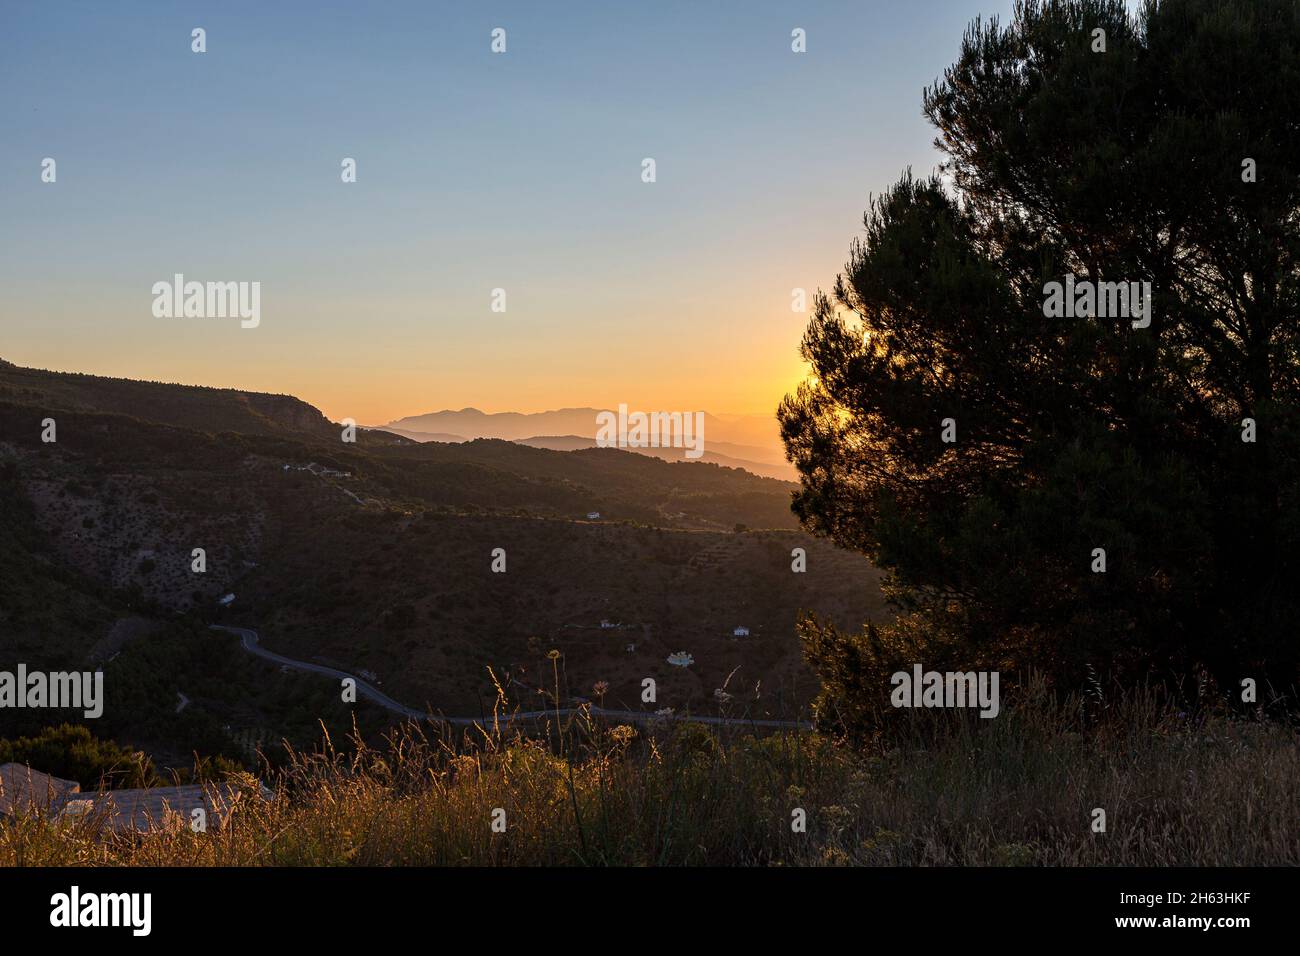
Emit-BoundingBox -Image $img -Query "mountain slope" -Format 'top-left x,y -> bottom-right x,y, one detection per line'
0,360 -> 887,752
0,359 -> 359,441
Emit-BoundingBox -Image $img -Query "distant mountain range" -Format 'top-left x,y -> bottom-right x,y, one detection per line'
375,407 -> 794,480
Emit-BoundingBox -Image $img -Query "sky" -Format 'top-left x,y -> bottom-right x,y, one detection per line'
0,0 -> 1017,425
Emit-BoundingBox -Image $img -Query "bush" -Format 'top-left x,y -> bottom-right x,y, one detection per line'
0,724 -> 157,790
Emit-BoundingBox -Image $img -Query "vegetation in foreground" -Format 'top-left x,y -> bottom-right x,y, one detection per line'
4,681 -> 1295,867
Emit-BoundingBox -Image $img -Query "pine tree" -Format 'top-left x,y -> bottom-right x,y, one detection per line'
780,0 -> 1300,738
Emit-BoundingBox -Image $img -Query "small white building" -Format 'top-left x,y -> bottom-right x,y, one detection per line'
733,626 -> 750,637
587,511 -> 602,520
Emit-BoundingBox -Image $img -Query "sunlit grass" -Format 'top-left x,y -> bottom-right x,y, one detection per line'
3,681 -> 1296,866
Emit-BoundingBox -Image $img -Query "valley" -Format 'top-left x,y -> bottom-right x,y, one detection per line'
0,359 -> 887,768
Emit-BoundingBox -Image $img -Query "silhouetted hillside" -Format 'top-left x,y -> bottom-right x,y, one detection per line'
0,360 -> 380,442
0,361 -> 885,764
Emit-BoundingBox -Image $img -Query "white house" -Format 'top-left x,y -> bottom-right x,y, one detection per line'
587,511 -> 602,520
733,626 -> 750,637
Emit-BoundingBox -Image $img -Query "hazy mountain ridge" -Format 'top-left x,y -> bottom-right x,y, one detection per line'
515,435 -> 796,481
377,406 -> 795,479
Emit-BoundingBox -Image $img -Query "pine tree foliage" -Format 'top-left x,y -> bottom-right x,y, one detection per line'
780,0 -> 1300,738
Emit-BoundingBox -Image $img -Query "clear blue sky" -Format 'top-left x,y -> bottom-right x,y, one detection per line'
0,0 -> 1017,423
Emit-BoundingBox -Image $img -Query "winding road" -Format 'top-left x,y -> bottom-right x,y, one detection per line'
210,625 -> 811,730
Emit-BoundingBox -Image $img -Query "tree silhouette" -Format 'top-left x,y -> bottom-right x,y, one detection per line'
780,0 -> 1300,736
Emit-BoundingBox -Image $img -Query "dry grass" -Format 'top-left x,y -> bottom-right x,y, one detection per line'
3,681 -> 1296,866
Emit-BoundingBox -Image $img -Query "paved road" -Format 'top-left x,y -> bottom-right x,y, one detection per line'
210,625 -> 811,730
